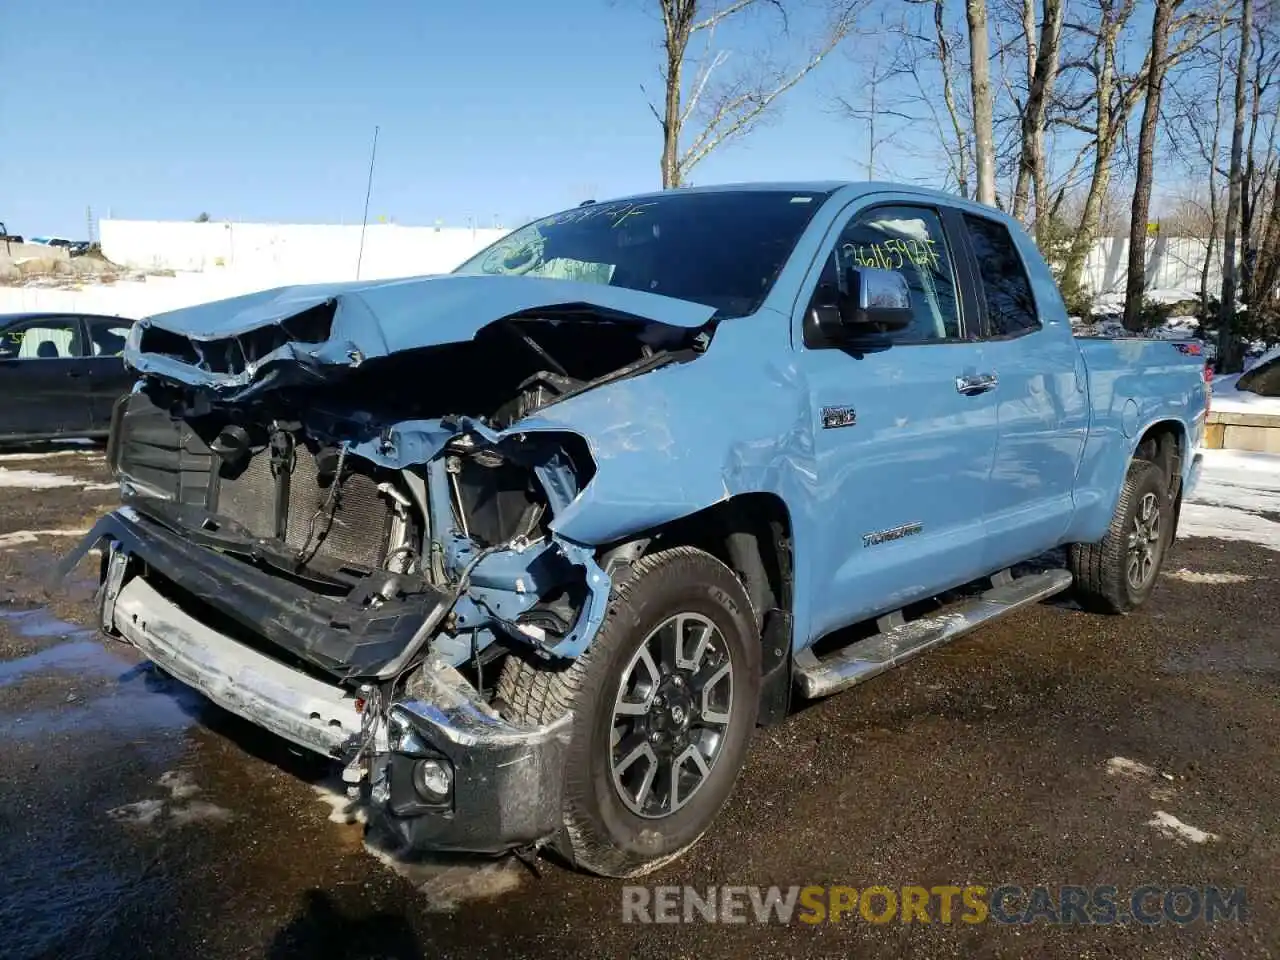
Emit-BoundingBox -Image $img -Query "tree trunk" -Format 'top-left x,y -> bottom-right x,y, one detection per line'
1219,0 -> 1253,374
1122,0 -> 1175,332
966,0 -> 997,205
662,45 -> 684,188
935,0 -> 971,198
1240,25 -> 1266,302
1059,23 -> 1118,304
1013,0 -> 1064,231
1201,24 -> 1228,323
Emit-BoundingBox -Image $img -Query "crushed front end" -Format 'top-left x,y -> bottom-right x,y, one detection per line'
56,278 -> 714,855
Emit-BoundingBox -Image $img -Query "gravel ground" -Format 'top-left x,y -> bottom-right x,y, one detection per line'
0,443 -> 1276,960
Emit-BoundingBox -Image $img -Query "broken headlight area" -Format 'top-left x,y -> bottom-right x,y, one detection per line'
92,365 -> 611,683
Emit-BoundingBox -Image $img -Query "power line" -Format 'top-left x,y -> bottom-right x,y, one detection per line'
355,125 -> 380,280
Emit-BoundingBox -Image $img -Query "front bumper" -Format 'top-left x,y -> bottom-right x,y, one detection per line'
56,505 -> 449,681
70,510 -> 571,854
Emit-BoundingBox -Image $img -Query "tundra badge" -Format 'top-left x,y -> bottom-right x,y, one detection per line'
863,522 -> 923,547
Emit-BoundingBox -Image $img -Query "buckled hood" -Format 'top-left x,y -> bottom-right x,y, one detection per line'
125,273 -> 718,397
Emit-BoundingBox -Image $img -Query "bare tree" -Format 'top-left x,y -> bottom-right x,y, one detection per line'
1121,0 -> 1178,331
831,7 -> 911,179
647,1 -> 862,188
1162,10 -> 1232,316
886,0 -> 975,196
965,0 -> 998,204
1219,0 -> 1253,372
1241,5 -> 1280,301
1054,0 -> 1210,302
1011,0 -> 1066,236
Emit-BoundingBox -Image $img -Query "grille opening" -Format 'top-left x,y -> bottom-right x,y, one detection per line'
212,435 -> 401,573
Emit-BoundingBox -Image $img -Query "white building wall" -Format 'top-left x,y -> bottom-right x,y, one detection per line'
99,220 -> 509,283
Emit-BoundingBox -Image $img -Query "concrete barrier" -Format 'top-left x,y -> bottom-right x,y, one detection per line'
1205,411 -> 1280,454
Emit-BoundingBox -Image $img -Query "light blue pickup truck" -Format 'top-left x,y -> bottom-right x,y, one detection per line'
60,183 -> 1208,877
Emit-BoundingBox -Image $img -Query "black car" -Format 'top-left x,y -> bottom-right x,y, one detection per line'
0,311 -> 138,443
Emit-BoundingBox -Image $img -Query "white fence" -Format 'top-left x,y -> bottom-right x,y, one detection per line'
1081,235 -> 1230,299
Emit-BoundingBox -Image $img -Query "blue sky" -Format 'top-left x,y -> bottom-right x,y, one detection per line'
3,1 -> 1181,239
2,0 -> 909,237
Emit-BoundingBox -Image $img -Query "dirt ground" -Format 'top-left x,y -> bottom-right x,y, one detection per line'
0,443 -> 1276,960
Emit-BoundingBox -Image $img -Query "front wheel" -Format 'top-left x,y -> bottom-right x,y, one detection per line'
1068,458 -> 1173,614
496,545 -> 761,877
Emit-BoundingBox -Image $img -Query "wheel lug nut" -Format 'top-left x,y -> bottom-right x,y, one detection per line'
673,676 -> 684,688
649,731 -> 661,743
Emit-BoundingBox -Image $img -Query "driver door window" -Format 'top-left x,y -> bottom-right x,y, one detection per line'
835,205 -> 962,342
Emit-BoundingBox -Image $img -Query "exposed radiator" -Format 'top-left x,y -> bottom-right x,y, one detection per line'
214,439 -> 393,570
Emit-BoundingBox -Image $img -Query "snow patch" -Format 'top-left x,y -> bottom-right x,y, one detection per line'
0,528 -> 90,549
1164,568 -> 1253,584
1147,811 -> 1219,845
107,770 -> 232,828
168,800 -> 233,825
0,467 -> 114,494
1182,450 -> 1280,551
311,783 -> 368,826
1178,503 -> 1280,551
0,468 -> 82,489
159,769 -> 201,801
0,449 -> 101,462
309,783 -> 523,909
1106,757 -> 1159,780
107,798 -> 165,826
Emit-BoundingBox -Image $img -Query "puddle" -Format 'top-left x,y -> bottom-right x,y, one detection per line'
0,605 -> 97,642
0,639 -> 122,686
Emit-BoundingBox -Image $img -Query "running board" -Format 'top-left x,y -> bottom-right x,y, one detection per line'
793,569 -> 1074,700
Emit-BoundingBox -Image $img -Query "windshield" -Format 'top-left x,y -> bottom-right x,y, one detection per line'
453,189 -> 831,318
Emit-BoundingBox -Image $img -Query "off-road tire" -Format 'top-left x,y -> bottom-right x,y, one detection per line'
1068,458 -> 1173,614
496,545 -> 761,878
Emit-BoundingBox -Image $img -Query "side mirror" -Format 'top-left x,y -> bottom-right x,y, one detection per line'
809,266 -> 914,341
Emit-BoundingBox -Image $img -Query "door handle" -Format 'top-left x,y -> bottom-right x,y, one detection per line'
66,369 -> 84,378
956,372 -> 998,395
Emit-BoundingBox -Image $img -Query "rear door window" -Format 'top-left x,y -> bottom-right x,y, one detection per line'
963,214 -> 1041,337
0,318 -> 86,359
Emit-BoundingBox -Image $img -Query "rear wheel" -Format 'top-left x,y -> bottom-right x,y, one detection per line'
1069,458 -> 1173,614
496,545 -> 760,877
